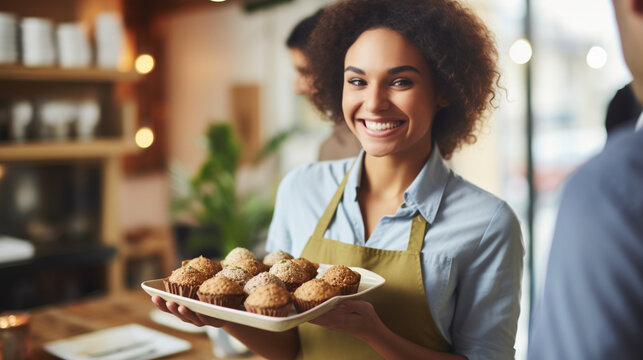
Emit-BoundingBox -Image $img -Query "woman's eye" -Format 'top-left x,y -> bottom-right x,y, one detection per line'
347,78 -> 366,86
391,79 -> 412,87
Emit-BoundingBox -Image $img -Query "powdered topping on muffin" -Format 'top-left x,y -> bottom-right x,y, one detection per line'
182,256 -> 222,277
292,257 -> 319,280
222,247 -> 256,267
216,266 -> 253,287
269,260 -> 308,283
294,279 -> 340,301
244,283 -> 292,308
244,272 -> 286,295
168,265 -> 210,286
225,258 -> 267,276
262,250 -> 294,267
199,276 -> 243,295
321,265 -> 360,287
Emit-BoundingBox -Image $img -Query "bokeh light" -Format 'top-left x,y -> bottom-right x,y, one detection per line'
135,127 -> 154,149
510,39 -> 533,65
134,54 -> 155,74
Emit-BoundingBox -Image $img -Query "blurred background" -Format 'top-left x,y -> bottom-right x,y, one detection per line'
0,0 -> 632,359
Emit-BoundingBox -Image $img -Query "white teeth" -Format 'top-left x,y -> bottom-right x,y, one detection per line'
364,120 -> 401,131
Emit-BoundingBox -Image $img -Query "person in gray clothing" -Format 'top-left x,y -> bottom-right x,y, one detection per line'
528,0 -> 643,359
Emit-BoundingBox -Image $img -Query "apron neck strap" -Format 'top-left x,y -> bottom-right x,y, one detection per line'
408,214 -> 428,252
312,160 -> 357,240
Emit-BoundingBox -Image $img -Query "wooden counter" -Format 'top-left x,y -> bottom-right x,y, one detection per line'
28,290 -> 264,359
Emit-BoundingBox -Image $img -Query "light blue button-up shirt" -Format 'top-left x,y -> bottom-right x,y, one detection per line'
266,147 -> 524,360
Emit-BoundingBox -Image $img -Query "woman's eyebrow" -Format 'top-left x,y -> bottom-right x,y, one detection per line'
388,65 -> 420,74
344,66 -> 365,74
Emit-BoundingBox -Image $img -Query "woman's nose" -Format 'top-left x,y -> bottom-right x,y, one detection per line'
364,85 -> 389,112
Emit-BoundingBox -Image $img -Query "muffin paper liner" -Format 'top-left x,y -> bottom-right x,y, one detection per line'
163,277 -> 200,299
244,302 -> 292,317
197,292 -> 245,309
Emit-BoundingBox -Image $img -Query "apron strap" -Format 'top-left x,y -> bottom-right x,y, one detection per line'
312,160 -> 358,240
408,214 -> 428,253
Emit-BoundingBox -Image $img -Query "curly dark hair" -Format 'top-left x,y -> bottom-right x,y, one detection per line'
305,0 -> 499,158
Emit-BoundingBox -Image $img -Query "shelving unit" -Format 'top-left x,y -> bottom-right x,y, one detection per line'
0,64 -> 142,306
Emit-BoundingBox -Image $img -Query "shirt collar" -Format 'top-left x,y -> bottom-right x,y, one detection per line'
345,146 -> 451,224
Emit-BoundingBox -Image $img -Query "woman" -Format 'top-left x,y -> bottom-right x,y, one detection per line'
154,1 -> 523,359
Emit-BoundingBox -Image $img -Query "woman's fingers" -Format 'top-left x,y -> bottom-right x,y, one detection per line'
151,295 -> 170,313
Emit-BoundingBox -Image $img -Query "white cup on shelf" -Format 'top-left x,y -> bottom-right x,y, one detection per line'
21,17 -> 56,67
0,12 -> 18,64
76,99 -> 100,140
57,23 -> 91,68
94,12 -> 124,69
10,100 -> 33,142
39,100 -> 77,141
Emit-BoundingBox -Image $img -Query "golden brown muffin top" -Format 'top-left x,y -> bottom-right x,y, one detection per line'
182,256 -> 222,277
262,250 -> 294,267
321,265 -> 361,287
222,247 -> 256,267
292,258 -> 319,280
269,260 -> 308,283
293,279 -> 340,302
168,265 -> 210,286
225,258 -> 267,276
216,266 -> 253,287
244,284 -> 292,308
198,276 -> 243,295
244,272 -> 286,295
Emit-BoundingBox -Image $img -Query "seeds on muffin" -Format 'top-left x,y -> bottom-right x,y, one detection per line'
262,250 -> 294,267
216,266 -> 253,287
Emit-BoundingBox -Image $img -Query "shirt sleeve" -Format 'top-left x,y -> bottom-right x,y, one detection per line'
451,202 -> 525,360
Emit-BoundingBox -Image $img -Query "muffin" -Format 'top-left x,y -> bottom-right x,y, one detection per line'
262,250 -> 294,267
244,272 -> 287,296
225,258 -> 267,276
197,276 -> 245,309
293,279 -> 340,312
268,260 -> 308,292
164,265 -> 210,299
222,247 -> 256,267
244,284 -> 293,317
181,255 -> 222,278
215,266 -> 253,287
292,257 -> 319,281
321,265 -> 361,295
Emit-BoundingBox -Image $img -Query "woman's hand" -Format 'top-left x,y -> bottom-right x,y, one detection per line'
309,299 -> 382,341
151,295 -> 229,328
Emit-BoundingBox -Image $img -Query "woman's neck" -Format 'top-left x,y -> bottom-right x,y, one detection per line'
360,147 -> 432,202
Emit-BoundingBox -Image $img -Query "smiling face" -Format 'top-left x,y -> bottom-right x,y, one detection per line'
342,27 -> 440,160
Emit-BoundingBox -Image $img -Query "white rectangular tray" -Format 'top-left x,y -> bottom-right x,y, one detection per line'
141,264 -> 385,332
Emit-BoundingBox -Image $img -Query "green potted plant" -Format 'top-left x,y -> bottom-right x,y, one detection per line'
171,122 -> 293,259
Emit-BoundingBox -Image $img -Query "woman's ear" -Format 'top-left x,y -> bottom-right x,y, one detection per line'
436,96 -> 450,109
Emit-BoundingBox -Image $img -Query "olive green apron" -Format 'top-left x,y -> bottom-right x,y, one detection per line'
297,162 -> 450,359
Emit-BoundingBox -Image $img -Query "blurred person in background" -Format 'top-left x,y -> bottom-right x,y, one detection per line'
286,7 -> 362,161
153,0 -> 524,359
528,0 -> 643,359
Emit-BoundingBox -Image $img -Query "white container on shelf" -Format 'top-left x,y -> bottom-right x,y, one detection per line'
94,12 -> 124,69
21,17 -> 56,67
57,22 -> 91,68
0,12 -> 18,64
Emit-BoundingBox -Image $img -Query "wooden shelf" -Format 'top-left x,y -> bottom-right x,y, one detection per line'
0,139 -> 139,161
0,65 -> 141,83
